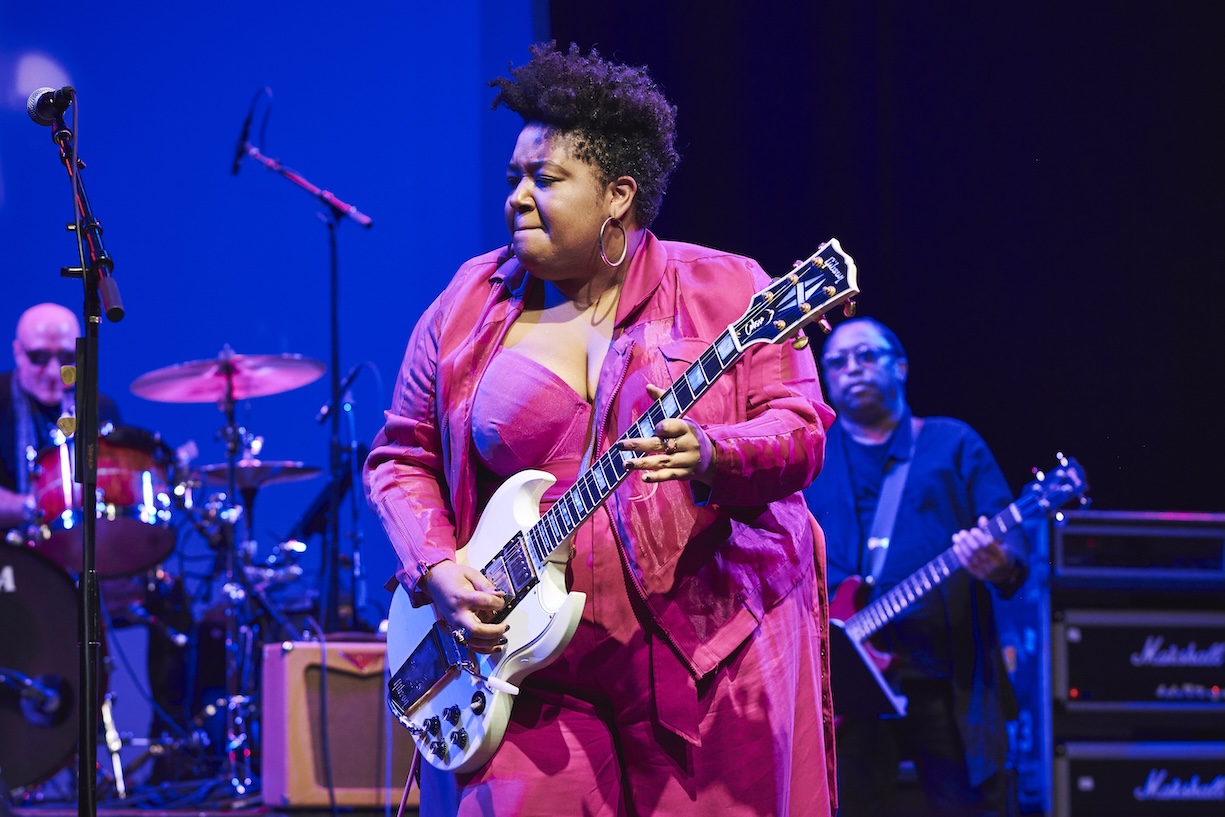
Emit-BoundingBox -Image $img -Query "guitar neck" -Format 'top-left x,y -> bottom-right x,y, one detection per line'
844,489 -> 1038,644
482,326 -> 746,595
477,238 -> 859,607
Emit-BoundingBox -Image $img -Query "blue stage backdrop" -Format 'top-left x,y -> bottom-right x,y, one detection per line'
1,1 -> 542,629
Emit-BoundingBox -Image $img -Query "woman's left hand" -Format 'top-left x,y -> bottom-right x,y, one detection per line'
618,384 -> 715,485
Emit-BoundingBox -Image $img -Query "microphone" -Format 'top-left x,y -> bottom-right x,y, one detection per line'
231,106 -> 253,175
27,86 -> 75,126
14,673 -> 68,728
21,675 -> 61,714
316,362 -> 363,424
127,602 -> 189,647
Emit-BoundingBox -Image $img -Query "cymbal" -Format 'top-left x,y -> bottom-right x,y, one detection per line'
131,352 -> 325,403
198,459 -> 322,491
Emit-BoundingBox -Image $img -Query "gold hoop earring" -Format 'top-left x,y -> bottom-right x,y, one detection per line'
598,216 -> 627,267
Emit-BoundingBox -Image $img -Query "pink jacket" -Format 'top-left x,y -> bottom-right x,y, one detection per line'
364,231 -> 836,749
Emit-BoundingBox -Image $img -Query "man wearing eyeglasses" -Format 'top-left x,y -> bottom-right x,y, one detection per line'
1,302 -> 193,786
1,302 -> 121,530
802,316 -> 1027,817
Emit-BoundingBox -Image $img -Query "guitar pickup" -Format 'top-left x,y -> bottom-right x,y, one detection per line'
388,619 -> 470,717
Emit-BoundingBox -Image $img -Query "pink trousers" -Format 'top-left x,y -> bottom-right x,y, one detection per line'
420,520 -> 833,816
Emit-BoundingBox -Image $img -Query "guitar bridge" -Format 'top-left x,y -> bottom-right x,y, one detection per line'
388,620 -> 471,718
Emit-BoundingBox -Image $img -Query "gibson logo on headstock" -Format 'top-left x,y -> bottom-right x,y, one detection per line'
744,313 -> 770,334
822,256 -> 845,282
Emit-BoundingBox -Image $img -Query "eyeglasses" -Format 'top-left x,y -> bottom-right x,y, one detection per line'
21,347 -> 75,367
821,344 -> 895,371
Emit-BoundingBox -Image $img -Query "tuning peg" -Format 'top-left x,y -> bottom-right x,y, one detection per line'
791,333 -> 809,350
815,316 -> 833,334
843,300 -> 857,317
792,259 -> 804,268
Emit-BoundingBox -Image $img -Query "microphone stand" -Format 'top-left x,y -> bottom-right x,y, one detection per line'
49,109 -> 124,817
237,143 -> 371,633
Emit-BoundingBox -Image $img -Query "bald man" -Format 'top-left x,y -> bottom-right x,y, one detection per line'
0,303 -> 121,529
0,303 -> 195,784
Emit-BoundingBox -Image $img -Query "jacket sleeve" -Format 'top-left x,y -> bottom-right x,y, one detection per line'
363,296 -> 459,605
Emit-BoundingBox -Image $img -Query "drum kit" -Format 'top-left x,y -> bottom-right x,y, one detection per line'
1,346 -> 342,799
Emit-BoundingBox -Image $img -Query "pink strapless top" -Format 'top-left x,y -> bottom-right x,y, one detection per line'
472,348 -> 592,500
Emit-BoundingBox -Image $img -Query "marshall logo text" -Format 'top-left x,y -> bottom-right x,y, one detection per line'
1133,769 -> 1225,801
1130,636 -> 1225,668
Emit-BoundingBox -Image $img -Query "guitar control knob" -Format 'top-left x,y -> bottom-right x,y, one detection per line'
443,705 -> 461,725
425,715 -> 442,736
430,740 -> 448,759
450,729 -> 469,749
471,691 -> 487,715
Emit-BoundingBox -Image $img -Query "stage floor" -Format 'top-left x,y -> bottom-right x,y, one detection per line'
9,777 -> 419,817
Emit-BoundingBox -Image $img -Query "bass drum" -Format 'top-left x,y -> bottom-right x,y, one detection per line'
0,546 -> 104,792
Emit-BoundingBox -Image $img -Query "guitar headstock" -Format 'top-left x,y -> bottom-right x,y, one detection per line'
731,238 -> 859,349
1026,453 -> 1090,515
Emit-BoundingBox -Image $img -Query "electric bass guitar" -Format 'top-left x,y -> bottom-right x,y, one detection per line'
829,454 -> 1088,673
385,239 -> 859,772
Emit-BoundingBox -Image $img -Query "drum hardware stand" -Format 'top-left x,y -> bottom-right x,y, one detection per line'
99,695 -> 126,798
126,350 -> 326,802
209,367 -> 314,800
36,89 -> 125,817
210,356 -> 262,799
234,111 -> 373,632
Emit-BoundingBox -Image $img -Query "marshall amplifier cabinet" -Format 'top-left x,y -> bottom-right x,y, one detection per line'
1054,741 -> 1225,817
1053,609 -> 1225,713
1053,511 -> 1225,590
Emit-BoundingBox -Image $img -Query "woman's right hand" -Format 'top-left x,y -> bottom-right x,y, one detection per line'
421,559 -> 509,654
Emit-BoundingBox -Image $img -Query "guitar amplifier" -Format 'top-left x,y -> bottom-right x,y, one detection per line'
1053,511 -> 1225,588
1053,609 -> 1225,712
261,641 -> 419,808
1054,741 -> 1225,817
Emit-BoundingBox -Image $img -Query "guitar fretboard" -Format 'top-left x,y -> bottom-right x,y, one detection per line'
845,485 -> 1063,644
480,327 -> 745,611
466,241 -> 855,620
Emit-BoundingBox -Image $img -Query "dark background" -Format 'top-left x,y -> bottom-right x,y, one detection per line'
551,1 -> 1225,513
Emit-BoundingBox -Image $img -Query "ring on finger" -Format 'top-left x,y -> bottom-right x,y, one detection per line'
663,437 -> 678,455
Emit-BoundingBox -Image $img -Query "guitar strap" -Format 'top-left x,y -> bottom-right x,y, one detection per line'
864,416 -> 923,585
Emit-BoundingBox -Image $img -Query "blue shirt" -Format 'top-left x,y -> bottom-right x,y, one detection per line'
802,408 -> 1027,783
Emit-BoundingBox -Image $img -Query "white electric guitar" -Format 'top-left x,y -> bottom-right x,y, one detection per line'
386,239 -> 860,772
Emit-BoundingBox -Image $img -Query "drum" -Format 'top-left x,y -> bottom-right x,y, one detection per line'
0,546 -> 104,791
30,425 -> 177,578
